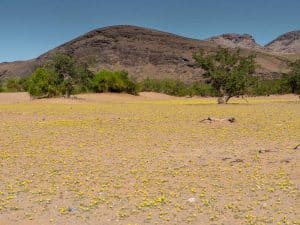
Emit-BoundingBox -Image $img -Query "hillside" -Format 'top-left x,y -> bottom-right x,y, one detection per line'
0,25 -> 294,82
266,30 -> 300,53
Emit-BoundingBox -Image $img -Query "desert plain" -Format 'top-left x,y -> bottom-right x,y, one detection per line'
0,93 -> 299,225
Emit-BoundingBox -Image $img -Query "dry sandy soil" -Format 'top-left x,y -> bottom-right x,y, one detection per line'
0,93 -> 299,225
0,92 -> 175,104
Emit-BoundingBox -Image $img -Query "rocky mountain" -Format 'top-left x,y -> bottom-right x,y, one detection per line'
265,30 -> 300,53
0,60 -> 39,79
206,33 -> 263,50
0,25 -> 292,82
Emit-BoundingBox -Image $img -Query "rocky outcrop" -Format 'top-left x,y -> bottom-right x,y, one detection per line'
206,33 -> 263,50
265,30 -> 300,53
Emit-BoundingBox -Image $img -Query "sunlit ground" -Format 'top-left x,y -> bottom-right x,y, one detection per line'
0,93 -> 299,225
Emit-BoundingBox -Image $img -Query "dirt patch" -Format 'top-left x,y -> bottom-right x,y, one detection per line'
0,92 -> 179,105
0,92 -> 30,104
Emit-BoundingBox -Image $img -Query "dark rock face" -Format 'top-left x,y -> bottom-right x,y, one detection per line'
206,33 -> 262,50
265,30 -> 300,53
0,25 -> 291,82
40,25 -> 217,83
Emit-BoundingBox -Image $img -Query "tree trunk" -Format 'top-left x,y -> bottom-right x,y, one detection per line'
63,73 -> 72,98
217,95 -> 231,104
65,89 -> 70,98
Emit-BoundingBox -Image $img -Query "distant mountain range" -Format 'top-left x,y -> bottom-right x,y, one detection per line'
1,25 -> 299,82
207,30 -> 300,53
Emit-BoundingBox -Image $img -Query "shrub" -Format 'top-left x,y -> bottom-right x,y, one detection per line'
189,83 -> 217,97
27,67 -> 62,98
140,78 -> 190,96
2,77 -> 27,92
0,77 -> 29,92
246,78 -> 290,96
139,77 -> 294,98
18,77 -> 30,91
26,53 -> 95,98
285,60 -> 300,94
139,78 -> 216,97
5,77 -> 20,92
0,80 -> 4,92
91,70 -> 138,95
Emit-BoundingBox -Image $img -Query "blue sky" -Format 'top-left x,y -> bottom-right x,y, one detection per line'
1,0 -> 300,62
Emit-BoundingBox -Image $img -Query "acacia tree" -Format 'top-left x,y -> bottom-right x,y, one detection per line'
48,53 -> 76,98
27,53 -> 93,98
193,47 -> 256,104
48,53 -> 93,97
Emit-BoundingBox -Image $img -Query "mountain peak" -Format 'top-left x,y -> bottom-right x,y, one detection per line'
265,30 -> 300,53
206,33 -> 262,50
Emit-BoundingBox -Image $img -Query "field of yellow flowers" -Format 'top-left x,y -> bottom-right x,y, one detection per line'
0,93 -> 299,225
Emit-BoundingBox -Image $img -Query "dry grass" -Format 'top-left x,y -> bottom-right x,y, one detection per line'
0,93 -> 299,225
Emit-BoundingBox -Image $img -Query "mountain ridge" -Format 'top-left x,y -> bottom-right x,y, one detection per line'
265,30 -> 300,53
206,33 -> 263,50
0,25 -> 297,82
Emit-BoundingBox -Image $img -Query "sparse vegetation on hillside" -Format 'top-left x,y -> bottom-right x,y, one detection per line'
193,47 -> 256,103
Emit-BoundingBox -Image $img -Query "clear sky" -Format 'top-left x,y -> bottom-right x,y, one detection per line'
1,0 -> 300,62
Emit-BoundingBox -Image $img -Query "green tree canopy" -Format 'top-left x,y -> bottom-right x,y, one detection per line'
27,53 -> 94,98
47,53 -> 93,97
91,70 -> 138,95
193,47 -> 256,103
286,59 -> 300,94
27,67 -> 62,98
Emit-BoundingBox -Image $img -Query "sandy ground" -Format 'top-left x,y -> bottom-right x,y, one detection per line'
0,92 -> 299,225
0,92 -> 177,104
0,92 -> 298,104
